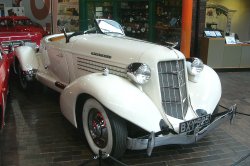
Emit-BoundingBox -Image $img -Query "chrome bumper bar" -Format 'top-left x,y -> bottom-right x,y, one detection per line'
23,69 -> 37,81
127,105 -> 237,155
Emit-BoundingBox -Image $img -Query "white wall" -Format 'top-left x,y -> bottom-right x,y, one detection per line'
22,0 -> 51,27
0,0 -> 53,33
0,0 -> 12,7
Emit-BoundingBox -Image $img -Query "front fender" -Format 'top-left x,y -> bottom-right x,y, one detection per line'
188,65 -> 221,115
60,73 -> 163,132
15,46 -> 38,71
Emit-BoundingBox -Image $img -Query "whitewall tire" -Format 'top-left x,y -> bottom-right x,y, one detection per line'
82,98 -> 127,158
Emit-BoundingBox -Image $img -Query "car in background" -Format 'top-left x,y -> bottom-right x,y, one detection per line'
0,32 -> 42,64
0,32 -> 43,130
0,16 -> 48,36
0,44 -> 10,130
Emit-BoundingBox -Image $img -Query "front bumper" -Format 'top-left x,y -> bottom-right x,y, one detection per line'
127,105 -> 236,154
23,69 -> 37,81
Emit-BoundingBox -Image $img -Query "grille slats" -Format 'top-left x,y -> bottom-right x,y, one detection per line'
161,83 -> 186,89
158,69 -> 185,74
77,57 -> 127,78
158,60 -> 188,119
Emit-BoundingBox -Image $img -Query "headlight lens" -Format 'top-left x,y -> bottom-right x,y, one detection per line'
187,57 -> 204,75
127,63 -> 151,85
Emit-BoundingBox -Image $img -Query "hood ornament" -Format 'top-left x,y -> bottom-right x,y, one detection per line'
103,67 -> 109,76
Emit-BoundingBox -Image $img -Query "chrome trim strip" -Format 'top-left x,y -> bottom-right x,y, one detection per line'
77,57 -> 127,78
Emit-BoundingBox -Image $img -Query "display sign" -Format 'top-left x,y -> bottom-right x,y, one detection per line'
204,30 -> 223,38
204,31 -> 216,37
214,31 -> 222,37
225,36 -> 236,44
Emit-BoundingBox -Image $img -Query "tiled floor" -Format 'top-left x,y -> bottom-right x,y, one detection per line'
0,72 -> 250,166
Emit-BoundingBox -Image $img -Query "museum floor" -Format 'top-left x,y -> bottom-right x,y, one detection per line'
0,72 -> 250,166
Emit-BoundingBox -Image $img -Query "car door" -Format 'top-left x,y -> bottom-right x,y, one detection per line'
46,42 -> 70,84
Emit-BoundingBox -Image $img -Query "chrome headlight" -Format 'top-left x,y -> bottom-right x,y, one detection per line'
187,57 -> 204,75
127,63 -> 151,85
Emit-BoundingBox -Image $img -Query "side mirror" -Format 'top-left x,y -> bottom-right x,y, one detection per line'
0,51 -> 2,60
96,19 -> 125,36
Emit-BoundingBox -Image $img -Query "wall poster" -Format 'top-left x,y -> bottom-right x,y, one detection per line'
4,0 -> 24,16
4,7 -> 24,16
56,0 -> 79,32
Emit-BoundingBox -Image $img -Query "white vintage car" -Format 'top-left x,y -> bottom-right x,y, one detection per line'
15,19 -> 236,158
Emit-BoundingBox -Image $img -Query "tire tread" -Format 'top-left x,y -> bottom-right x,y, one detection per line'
108,111 -> 127,158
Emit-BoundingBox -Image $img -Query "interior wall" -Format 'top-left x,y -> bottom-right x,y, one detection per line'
207,0 -> 250,41
0,0 -> 53,33
0,0 -> 12,7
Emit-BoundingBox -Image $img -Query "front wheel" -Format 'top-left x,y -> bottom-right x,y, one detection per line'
82,98 -> 127,158
17,64 -> 30,90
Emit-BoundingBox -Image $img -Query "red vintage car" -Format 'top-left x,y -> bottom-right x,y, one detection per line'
0,32 -> 42,64
0,44 -> 10,130
0,32 -> 42,130
0,16 -> 48,36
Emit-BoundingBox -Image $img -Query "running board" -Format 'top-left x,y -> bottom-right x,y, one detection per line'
36,72 -> 66,92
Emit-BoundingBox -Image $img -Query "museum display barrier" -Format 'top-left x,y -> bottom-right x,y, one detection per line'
200,37 -> 250,68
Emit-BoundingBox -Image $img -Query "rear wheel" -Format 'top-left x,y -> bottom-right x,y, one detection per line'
82,98 -> 127,158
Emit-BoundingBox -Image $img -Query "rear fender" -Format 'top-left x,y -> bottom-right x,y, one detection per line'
60,73 -> 163,132
15,46 -> 39,71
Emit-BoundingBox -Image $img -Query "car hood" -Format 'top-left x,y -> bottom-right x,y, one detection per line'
69,34 -> 181,65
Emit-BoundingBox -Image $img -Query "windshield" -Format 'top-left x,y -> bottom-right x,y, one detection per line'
65,19 -> 125,42
97,19 -> 124,35
15,19 -> 37,26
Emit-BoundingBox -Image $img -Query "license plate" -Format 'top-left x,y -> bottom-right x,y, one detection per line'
179,114 -> 211,133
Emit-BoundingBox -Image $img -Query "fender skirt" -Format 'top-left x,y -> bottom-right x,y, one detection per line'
60,73 -> 163,132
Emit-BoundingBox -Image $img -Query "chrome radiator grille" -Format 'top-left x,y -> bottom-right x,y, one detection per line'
158,60 -> 188,119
